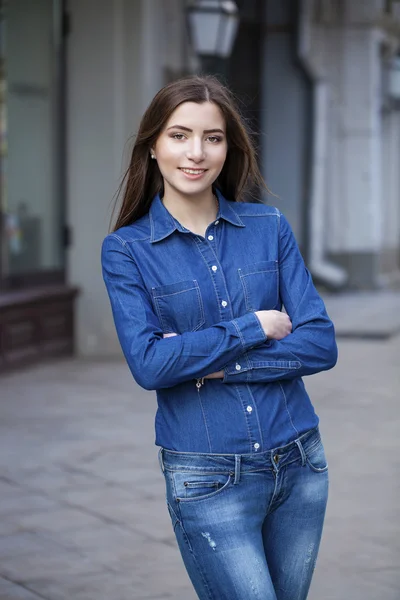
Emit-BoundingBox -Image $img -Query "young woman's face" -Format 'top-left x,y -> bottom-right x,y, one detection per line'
153,101 -> 228,200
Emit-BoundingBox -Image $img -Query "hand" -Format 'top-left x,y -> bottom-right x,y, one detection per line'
204,371 -> 224,379
255,310 -> 292,340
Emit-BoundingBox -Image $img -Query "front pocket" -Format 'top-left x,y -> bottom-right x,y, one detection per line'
173,471 -> 233,503
306,439 -> 329,473
238,260 -> 279,311
152,279 -> 205,334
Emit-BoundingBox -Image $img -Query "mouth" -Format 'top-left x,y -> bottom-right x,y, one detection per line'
178,168 -> 208,178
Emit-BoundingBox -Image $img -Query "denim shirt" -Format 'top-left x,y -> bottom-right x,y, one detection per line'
101,189 -> 337,453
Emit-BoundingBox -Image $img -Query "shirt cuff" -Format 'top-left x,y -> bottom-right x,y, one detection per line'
231,311 -> 267,351
222,352 -> 252,382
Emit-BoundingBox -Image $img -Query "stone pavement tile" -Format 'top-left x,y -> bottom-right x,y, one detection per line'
37,524 -> 195,597
8,506 -> 110,535
117,497 -> 174,543
0,531 -> 65,560
57,436 -> 159,475
0,521 -> 27,537
43,523 -> 149,561
75,497 -> 174,543
322,291 -> 400,339
0,579 -> 45,600
0,494 -> 58,518
318,522 -> 400,573
0,480 -> 24,497
309,562 -> 399,600
44,524 -> 176,574
0,549 -> 104,583
53,484 -> 174,542
9,465 -> 107,494
55,484 -> 136,509
26,571 -> 170,600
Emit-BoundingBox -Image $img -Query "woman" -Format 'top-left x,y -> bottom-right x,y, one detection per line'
102,75 -> 337,599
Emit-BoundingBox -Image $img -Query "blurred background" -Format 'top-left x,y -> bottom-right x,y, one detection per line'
0,0 -> 400,365
0,1 -> 399,600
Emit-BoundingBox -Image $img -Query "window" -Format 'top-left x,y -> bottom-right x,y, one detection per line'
0,0 -> 65,288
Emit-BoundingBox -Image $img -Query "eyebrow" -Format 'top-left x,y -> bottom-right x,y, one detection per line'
166,125 -> 225,134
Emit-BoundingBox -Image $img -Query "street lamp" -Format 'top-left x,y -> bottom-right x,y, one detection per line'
186,0 -> 240,74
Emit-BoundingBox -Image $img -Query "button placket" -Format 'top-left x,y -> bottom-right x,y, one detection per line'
192,235 -> 232,323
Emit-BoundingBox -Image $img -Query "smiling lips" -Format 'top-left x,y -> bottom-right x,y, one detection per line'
179,167 -> 208,177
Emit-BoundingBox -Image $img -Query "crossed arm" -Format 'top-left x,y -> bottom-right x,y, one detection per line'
102,214 -> 337,390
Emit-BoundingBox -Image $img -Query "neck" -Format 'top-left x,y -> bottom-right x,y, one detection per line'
162,189 -> 219,229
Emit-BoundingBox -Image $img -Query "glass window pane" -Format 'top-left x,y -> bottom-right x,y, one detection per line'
0,0 -> 63,277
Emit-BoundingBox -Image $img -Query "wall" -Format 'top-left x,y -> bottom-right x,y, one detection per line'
67,0 -> 184,357
325,0 -> 400,288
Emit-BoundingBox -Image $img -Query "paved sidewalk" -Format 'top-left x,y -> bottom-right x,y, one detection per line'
322,290 -> 400,339
0,335 -> 399,599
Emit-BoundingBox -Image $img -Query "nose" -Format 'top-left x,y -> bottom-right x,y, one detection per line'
186,138 -> 205,163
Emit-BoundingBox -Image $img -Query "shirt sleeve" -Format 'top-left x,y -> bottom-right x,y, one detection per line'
222,212 -> 338,384
102,234 -> 267,390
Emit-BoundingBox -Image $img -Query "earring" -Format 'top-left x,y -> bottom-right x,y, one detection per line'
150,153 -> 156,159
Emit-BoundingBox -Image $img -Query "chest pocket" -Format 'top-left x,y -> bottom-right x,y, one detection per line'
152,279 -> 205,334
238,260 -> 279,312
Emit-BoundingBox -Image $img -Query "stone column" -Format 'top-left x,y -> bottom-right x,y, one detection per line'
328,0 -> 384,288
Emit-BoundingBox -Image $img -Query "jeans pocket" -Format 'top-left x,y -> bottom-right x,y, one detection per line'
173,471 -> 233,503
305,439 -> 329,473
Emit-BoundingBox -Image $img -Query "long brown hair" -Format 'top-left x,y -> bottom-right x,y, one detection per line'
111,75 -> 269,232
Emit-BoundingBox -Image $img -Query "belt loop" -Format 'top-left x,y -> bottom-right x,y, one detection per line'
158,448 -> 165,473
295,439 -> 306,467
234,454 -> 241,485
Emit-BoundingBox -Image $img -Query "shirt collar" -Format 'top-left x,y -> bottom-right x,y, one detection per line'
149,188 -> 245,243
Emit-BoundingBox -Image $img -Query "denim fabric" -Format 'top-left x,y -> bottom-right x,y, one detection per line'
159,426 -> 329,600
101,189 -> 337,453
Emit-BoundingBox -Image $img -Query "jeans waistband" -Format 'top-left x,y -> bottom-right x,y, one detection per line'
158,427 -> 321,475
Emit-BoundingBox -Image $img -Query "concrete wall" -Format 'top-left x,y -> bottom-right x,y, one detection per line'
67,0 -> 168,356
67,0 -> 188,357
325,0 -> 400,287
301,0 -> 400,288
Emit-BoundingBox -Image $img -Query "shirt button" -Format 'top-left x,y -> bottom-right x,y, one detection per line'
235,364 -> 241,371
247,406 -> 253,413
208,235 -> 214,241
221,300 -> 228,307
214,220 -> 219,225
211,265 -> 218,272
254,443 -> 260,450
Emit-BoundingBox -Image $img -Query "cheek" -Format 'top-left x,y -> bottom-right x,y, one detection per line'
155,139 -> 181,164
213,145 -> 228,170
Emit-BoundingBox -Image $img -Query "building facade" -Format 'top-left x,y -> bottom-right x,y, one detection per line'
0,0 -> 400,371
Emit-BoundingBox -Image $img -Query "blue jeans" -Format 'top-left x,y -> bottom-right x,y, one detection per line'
159,427 -> 329,599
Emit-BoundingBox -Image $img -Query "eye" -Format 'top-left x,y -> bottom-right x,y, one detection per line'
171,133 -> 186,140
207,136 -> 223,144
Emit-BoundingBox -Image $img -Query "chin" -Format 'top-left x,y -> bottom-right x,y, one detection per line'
171,182 -> 212,197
